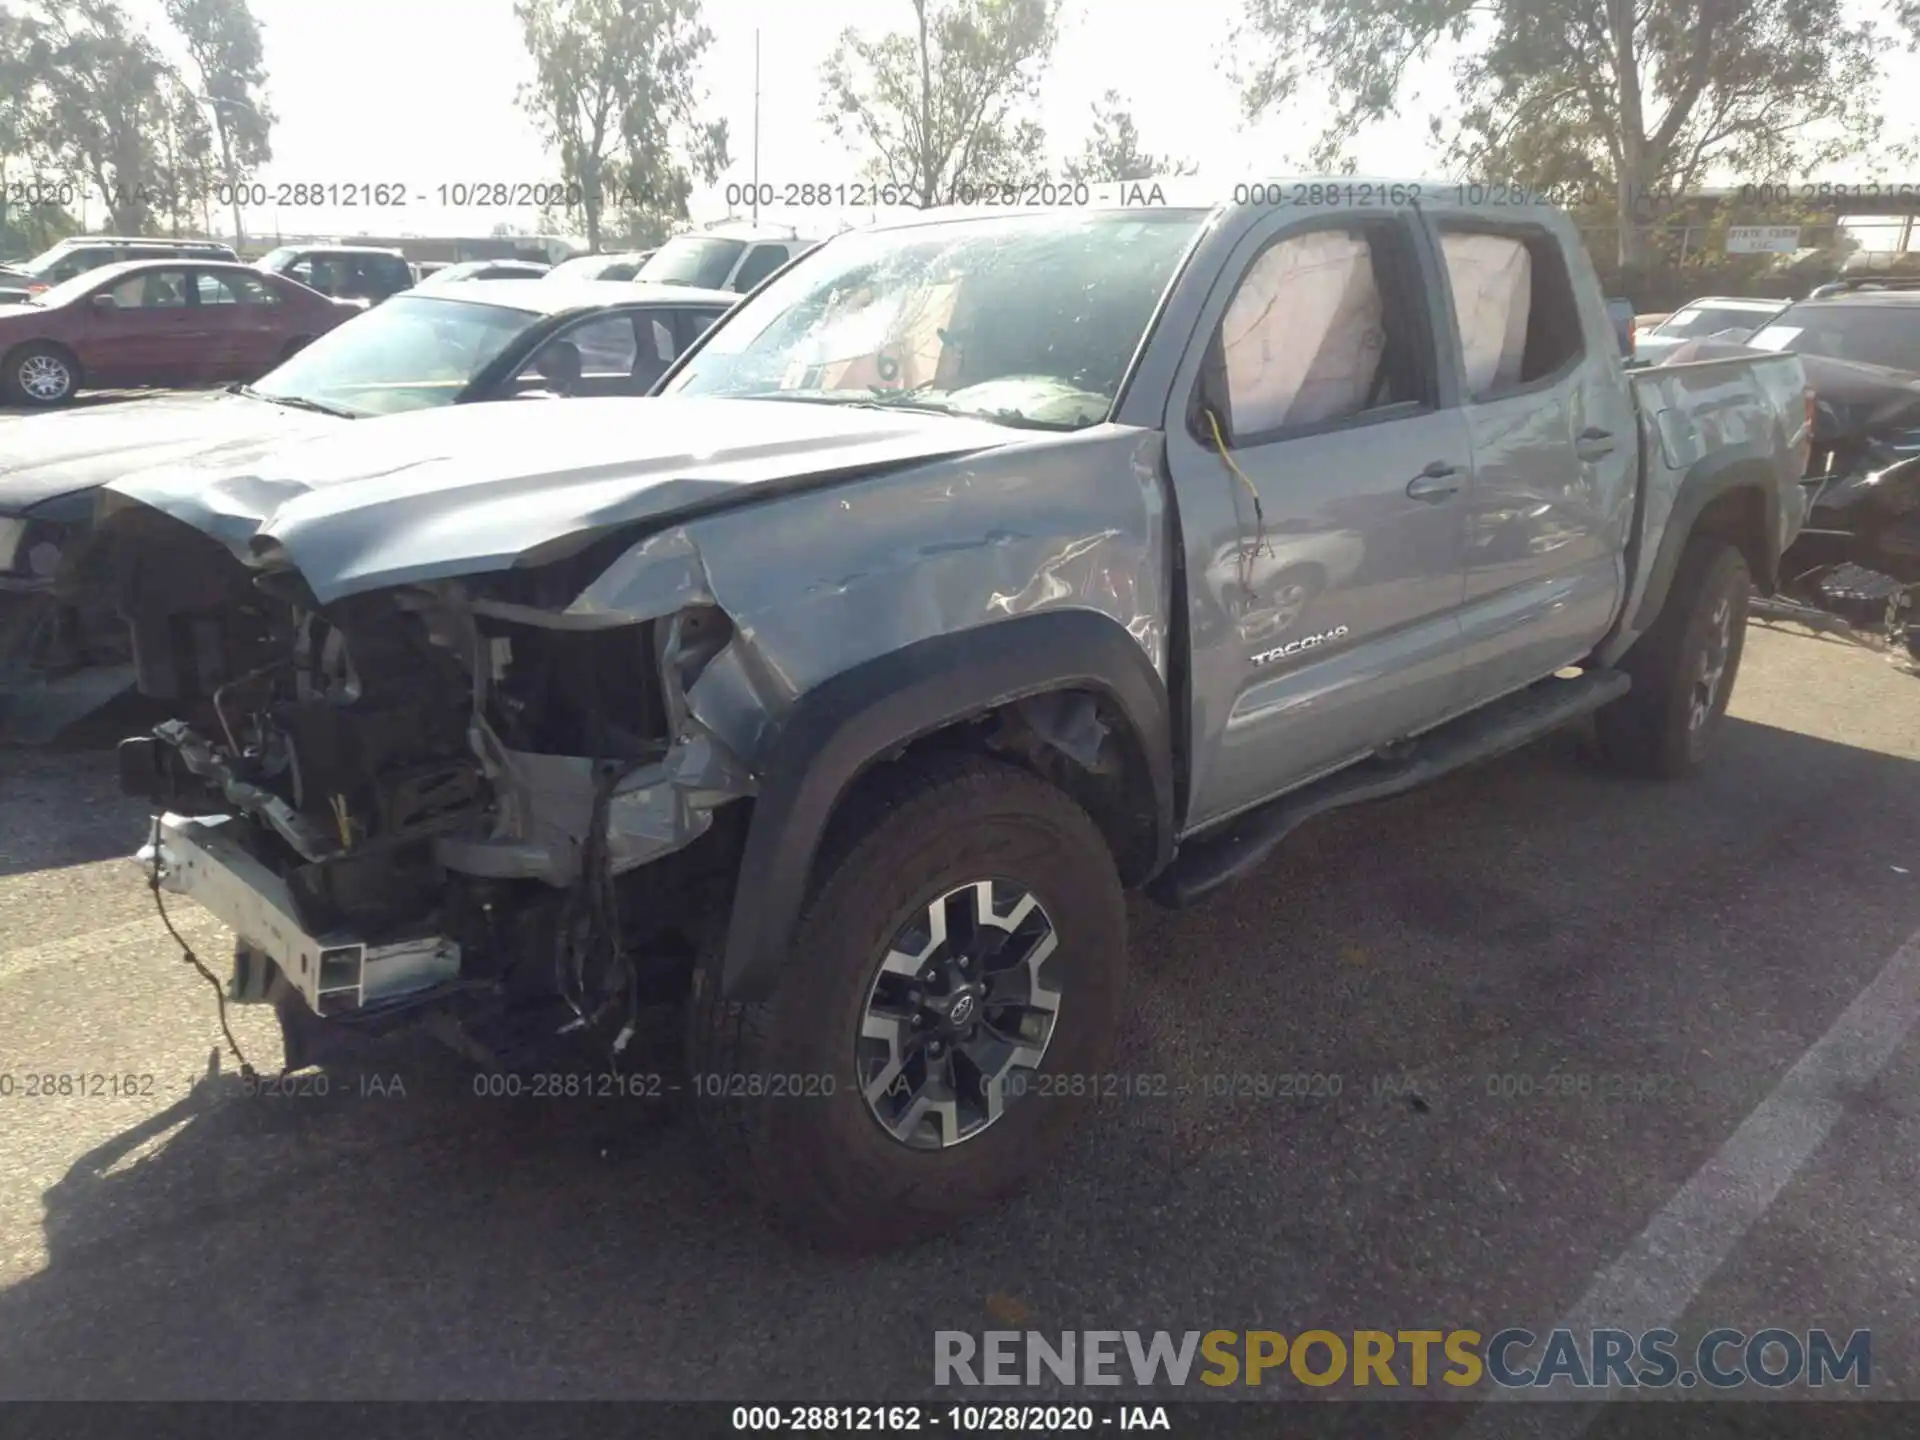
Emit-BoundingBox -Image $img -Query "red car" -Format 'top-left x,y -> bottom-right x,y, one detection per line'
0,258 -> 356,408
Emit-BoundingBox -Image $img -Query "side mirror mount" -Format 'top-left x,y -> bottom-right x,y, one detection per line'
90,293 -> 118,310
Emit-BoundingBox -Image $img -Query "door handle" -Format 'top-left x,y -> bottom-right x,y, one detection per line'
1406,461 -> 1462,501
1575,426 -> 1616,461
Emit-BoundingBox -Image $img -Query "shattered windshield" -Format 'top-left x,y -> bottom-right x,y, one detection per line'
662,210 -> 1207,431
249,292 -> 540,416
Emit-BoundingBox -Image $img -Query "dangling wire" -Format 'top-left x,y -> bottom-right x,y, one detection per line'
1204,406 -> 1271,599
147,818 -> 258,1083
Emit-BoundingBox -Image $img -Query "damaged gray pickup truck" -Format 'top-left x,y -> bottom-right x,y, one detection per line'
101,181 -> 1813,1249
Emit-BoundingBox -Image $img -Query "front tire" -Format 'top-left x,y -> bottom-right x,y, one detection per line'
1595,535 -> 1750,778
4,343 -> 80,407
687,752 -> 1127,1250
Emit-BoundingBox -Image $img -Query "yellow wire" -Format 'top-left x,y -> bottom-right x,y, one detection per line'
1204,407 -> 1269,560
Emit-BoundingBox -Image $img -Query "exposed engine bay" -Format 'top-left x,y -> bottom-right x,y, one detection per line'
111,509 -> 755,1065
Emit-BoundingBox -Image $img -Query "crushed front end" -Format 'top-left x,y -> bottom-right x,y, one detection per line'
113,511 -> 755,1070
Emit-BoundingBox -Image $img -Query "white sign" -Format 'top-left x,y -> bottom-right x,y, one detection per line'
1726,225 -> 1802,254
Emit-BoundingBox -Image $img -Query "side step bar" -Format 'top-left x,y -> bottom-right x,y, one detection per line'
1147,667 -> 1631,908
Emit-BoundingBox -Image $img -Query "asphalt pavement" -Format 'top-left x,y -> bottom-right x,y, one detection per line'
0,621 -> 1916,1415
0,389 -> 173,417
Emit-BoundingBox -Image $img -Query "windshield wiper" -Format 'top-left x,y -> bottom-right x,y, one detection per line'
230,383 -> 360,419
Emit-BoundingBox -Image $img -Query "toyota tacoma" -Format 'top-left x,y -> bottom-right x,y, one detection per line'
99,180 -> 1812,1249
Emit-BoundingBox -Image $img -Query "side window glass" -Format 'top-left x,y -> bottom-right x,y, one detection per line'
518,316 -> 640,393
195,272 -> 241,305
676,308 -> 721,352
109,270 -> 189,308
732,244 -> 788,290
1215,228 -> 1399,436
623,315 -> 677,388
1438,229 -> 1584,399
563,315 -> 640,377
236,274 -> 281,305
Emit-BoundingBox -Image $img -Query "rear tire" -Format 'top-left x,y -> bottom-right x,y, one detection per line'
1595,535 -> 1750,778
4,342 -> 80,407
686,752 -> 1127,1250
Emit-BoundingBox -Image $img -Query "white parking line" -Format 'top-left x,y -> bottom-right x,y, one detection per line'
1457,920 -> 1920,1438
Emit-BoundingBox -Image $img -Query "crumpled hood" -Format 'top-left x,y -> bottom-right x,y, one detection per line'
0,389 -> 342,515
107,396 -> 1022,603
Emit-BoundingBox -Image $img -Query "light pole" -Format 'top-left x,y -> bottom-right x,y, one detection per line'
751,29 -> 761,225
196,93 -> 259,253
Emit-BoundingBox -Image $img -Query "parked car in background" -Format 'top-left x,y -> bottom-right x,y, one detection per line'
1636,312 -> 1671,331
545,250 -> 656,283
1663,287 -> 1920,642
636,225 -> 821,292
256,245 -> 415,307
0,279 -> 736,741
420,259 -> 553,285
1806,276 -> 1920,300
0,258 -> 356,408
13,236 -> 238,294
1636,296 -> 1787,365
414,262 -> 448,282
0,264 -> 35,306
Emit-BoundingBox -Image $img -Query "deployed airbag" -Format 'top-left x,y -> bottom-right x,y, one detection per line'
1440,233 -> 1532,398
1220,230 -> 1385,432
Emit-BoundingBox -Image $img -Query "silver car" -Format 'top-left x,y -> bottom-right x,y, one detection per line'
1637,296 -> 1787,364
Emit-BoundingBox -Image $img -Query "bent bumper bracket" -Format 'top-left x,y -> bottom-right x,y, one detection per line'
134,812 -> 460,1016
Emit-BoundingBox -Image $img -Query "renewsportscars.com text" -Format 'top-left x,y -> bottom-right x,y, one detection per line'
933,1328 -> 1870,1390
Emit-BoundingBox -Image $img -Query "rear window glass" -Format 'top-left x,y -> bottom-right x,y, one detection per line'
1655,306 -> 1775,339
639,237 -> 746,289
1749,304 -> 1920,372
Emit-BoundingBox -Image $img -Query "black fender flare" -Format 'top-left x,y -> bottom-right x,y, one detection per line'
1629,449 -> 1784,635
718,609 -> 1176,1001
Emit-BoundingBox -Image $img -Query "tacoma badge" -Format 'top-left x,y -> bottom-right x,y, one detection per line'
1251,626 -> 1350,667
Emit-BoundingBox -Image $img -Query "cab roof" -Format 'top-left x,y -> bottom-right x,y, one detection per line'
403,278 -> 737,316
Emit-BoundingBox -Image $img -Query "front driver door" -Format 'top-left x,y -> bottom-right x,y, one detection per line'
73,268 -> 196,384
1162,206 -> 1473,832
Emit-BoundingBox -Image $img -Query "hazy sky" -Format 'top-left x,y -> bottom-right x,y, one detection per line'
96,0 -> 1920,243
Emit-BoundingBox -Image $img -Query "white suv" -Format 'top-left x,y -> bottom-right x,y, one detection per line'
635,226 -> 822,294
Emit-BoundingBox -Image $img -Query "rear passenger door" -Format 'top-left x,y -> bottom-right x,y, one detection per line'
1163,205 -> 1474,831
1411,208 -> 1636,700
189,270 -> 285,378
